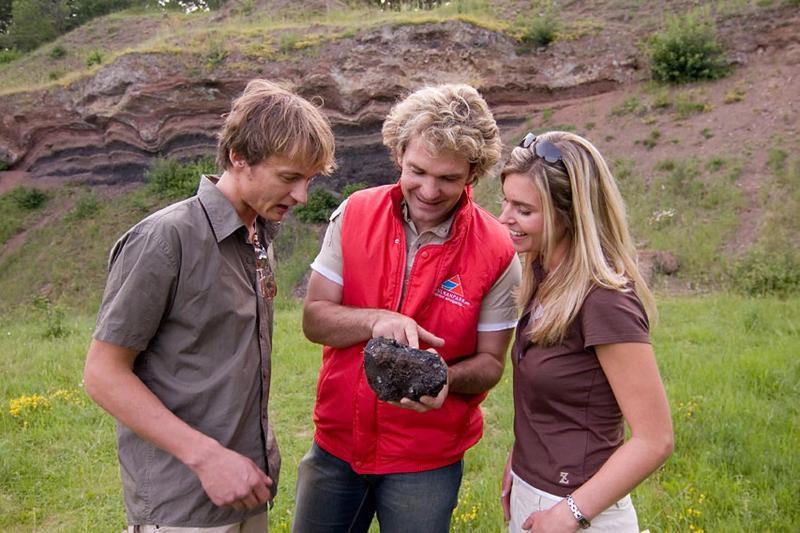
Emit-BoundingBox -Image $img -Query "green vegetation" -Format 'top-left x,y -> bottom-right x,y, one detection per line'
85,50 -> 103,66
293,187 -> 339,224
366,0 -> 443,10
516,11 -> 559,48
612,96 -> 641,116
614,157 -> 744,284
0,48 -> 20,64
48,45 -> 66,60
0,186 -> 48,245
1,295 -> 798,530
730,146 -> 800,296
640,129 -> 661,149
146,155 -> 216,199
647,10 -> 729,84
0,0 -> 217,53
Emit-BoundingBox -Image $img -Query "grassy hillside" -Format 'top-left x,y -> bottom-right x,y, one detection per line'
1,0 -> 793,95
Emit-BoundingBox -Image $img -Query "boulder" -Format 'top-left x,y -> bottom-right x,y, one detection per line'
363,337 -> 447,402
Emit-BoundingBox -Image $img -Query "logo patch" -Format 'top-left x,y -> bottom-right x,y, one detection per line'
559,472 -> 570,485
434,274 -> 472,307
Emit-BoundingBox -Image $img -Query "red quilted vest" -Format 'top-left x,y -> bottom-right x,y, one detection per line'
313,183 -> 515,474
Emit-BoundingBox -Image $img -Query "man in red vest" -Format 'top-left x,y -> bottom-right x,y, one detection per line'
292,84 -> 521,533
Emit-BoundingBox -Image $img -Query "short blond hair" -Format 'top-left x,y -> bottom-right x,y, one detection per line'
217,79 -> 336,175
382,84 -> 501,182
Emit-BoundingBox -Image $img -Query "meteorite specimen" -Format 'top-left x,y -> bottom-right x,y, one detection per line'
363,337 -> 448,402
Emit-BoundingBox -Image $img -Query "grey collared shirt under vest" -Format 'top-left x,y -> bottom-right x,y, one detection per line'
94,176 -> 280,527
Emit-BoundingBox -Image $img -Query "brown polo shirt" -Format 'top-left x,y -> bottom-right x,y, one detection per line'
93,176 -> 280,527
510,278 -> 650,497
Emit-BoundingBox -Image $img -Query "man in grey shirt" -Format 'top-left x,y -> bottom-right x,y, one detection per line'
83,79 -> 335,532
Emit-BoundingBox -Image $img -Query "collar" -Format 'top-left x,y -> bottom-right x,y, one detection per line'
389,181 -> 473,240
197,175 -> 280,243
401,201 -> 455,238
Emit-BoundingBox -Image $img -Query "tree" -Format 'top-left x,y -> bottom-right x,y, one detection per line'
0,0 -> 12,34
6,0 -> 69,50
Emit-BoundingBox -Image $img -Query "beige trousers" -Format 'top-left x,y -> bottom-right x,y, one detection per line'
509,472 -> 639,533
127,511 -> 267,533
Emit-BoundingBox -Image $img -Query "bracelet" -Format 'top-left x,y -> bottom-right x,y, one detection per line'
566,494 -> 591,529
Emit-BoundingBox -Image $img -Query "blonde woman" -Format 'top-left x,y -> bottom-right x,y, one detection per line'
498,131 -> 673,532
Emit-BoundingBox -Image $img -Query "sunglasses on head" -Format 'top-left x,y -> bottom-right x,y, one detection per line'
519,132 -> 563,164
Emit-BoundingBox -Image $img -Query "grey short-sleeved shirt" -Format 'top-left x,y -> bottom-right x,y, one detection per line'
311,198 -> 521,331
94,176 -> 280,527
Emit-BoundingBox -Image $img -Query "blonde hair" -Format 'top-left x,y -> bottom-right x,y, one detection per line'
501,131 -> 656,345
217,79 -> 336,175
382,84 -> 501,182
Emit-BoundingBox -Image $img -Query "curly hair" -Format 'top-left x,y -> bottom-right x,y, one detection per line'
382,84 -> 501,182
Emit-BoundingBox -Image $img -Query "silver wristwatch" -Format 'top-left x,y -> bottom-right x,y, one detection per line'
566,494 -> 591,529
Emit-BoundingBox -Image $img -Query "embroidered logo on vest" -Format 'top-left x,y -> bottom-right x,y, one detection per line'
434,275 -> 472,307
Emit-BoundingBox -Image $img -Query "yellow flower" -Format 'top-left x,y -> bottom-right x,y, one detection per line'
8,394 -> 51,417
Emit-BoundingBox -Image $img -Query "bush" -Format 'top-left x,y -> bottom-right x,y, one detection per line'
147,156 -> 216,199
66,194 -> 100,221
730,251 -> 800,296
366,0 -> 441,10
49,45 -> 66,59
0,48 -> 21,64
518,13 -> 559,48
294,187 -> 339,224
33,295 -> 69,339
341,181 -> 368,199
9,187 -> 48,210
648,11 -> 728,84
86,50 -> 103,66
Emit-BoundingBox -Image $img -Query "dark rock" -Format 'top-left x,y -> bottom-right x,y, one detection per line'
363,337 -> 447,402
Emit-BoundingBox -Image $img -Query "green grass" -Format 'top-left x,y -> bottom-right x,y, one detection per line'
1,295 -> 798,530
614,156 -> 745,285
0,187 -> 49,245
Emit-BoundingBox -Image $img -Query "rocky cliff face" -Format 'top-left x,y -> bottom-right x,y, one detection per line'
1,4 -> 797,192
0,17 -> 641,188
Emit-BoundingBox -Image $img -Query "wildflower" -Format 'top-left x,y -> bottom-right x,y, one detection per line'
9,394 -> 51,417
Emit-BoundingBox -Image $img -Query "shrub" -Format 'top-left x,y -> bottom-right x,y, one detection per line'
49,45 -> 66,59
147,156 -> 216,199
9,187 -> 47,210
294,187 -> 339,224
33,295 -> 68,339
367,0 -> 441,10
205,40 -> 227,67
66,194 -> 100,221
341,181 -> 368,199
519,13 -> 559,48
730,251 -> 800,296
648,11 -> 728,83
612,96 -> 641,116
86,50 -> 103,67
0,48 -> 22,64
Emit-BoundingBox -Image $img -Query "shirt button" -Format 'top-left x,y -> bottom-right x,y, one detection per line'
421,251 -> 429,259
394,238 -> 400,244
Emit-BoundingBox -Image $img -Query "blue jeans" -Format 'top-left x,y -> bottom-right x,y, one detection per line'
292,442 -> 463,533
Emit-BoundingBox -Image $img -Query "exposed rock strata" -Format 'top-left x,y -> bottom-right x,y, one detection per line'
0,20 -> 640,186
